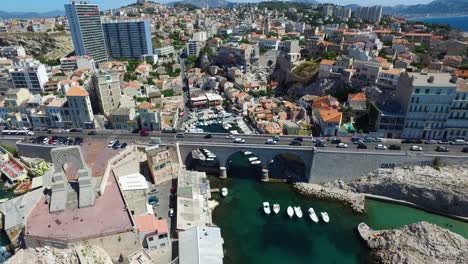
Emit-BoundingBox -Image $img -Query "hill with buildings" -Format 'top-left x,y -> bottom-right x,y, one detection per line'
383,0 -> 468,16
0,10 -> 64,19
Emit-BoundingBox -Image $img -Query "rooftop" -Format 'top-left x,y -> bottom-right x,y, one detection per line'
456,79 -> 468,93
408,72 -> 457,88
25,171 -> 133,242
135,214 -> 168,234
179,226 -> 224,264
66,86 -> 89,97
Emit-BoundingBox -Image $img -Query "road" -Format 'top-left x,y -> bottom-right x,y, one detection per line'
14,130 -> 468,155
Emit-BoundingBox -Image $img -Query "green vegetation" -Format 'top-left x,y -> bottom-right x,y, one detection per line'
292,61 -> 319,79
414,45 -> 427,54
186,55 -> 198,68
321,51 -> 337,60
55,25 -> 65,31
247,90 -> 275,98
1,145 -> 17,157
124,59 -> 142,82
135,97 -> 148,103
459,64 -> 468,70
328,84 -> 361,103
37,57 -> 60,66
162,89 -> 174,97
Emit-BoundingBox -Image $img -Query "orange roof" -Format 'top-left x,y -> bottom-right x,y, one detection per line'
320,60 -> 336,66
404,32 -> 432,37
348,92 -> 366,102
454,70 -> 468,79
138,102 -> 155,110
66,86 -> 88,97
134,214 -> 168,233
318,108 -> 342,123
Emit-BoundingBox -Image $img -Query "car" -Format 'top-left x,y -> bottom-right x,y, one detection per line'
357,143 -> 367,149
438,139 -> 450,145
363,137 -> 373,143
372,137 -> 383,142
388,144 -> 401,150
327,137 -> 337,141
450,139 -> 466,145
351,137 -> 362,143
315,142 -> 326,147
131,128 -> 140,134
402,139 -> 423,144
149,188 -> 158,194
410,145 -> 423,151
233,138 -> 245,143
266,138 -> 277,145
87,130 -> 97,135
47,129 -> 53,134
337,143 -> 348,148
425,140 -> 437,144
120,142 -> 128,149
293,137 -> 303,142
204,134 -> 213,139
375,144 -> 387,150
272,136 -> 280,142
108,141 -> 115,147
140,130 -> 149,137
225,134 -> 234,139
169,208 -> 174,217
43,137 -> 49,144
331,139 -> 342,144
148,196 -> 159,206
176,132 -> 185,138
113,142 -> 121,149
462,147 -> 468,153
435,146 -> 449,152
290,140 -> 302,146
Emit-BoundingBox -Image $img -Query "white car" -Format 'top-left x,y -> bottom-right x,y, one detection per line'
266,138 -> 277,145
225,135 -> 234,139
375,144 -> 387,150
108,141 -> 115,147
233,138 -> 245,143
410,145 -> 423,151
169,208 -> 174,217
337,143 -> 348,148
42,137 -> 49,144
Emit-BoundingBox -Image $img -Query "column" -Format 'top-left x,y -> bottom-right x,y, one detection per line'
261,168 -> 269,182
219,166 -> 227,179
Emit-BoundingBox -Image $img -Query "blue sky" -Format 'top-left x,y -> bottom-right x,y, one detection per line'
0,0 -> 433,12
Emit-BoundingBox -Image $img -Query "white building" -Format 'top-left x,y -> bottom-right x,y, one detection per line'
92,72 -> 122,115
60,55 -> 96,72
179,226 -> 224,264
0,46 -> 26,59
65,86 -> 94,128
9,58 -> 49,94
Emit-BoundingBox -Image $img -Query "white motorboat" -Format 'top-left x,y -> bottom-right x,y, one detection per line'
243,151 -> 252,156
294,206 -> 303,218
287,206 -> 294,218
248,157 -> 259,162
251,160 -> 261,165
273,204 -> 280,214
263,202 -> 271,215
221,188 -> 228,197
308,208 -> 319,223
321,212 -> 330,223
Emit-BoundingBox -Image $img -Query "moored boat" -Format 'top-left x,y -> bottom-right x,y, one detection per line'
321,212 -> 330,223
308,208 -> 319,223
273,203 -> 280,214
248,157 -> 258,161
221,187 -> 228,197
287,206 -> 294,218
263,202 -> 271,215
294,206 -> 303,218
242,151 -> 252,156
250,160 -> 261,165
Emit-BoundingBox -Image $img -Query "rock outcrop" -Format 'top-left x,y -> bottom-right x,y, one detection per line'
6,245 -> 112,264
0,32 -> 73,60
366,222 -> 468,264
324,165 -> 468,217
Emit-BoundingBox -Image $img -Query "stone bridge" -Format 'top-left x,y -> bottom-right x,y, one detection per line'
176,142 -> 315,181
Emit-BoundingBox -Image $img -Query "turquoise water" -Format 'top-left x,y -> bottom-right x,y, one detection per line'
409,16 -> 468,31
211,155 -> 468,264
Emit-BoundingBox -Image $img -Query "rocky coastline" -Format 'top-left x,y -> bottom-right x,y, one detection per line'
362,221 -> 468,264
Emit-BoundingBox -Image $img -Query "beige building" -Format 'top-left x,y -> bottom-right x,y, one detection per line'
65,86 -> 95,128
146,146 -> 173,185
92,72 -> 122,115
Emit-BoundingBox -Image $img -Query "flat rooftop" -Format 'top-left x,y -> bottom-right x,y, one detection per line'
408,72 -> 457,88
80,140 -> 120,177
25,171 -> 133,242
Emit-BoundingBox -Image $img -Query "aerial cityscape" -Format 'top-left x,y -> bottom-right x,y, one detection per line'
0,0 -> 466,263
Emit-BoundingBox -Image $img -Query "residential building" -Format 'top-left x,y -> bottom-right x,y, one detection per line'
187,40 -> 202,56
4,88 -> 31,109
102,20 -> 153,59
377,68 -> 402,88
154,46 -> 175,56
348,92 -> 367,111
92,72 -> 122,115
65,1 -> 108,63
146,146 -> 173,185
178,226 -> 224,264
216,44 -> 259,72
313,107 -> 343,136
60,55 -> 96,72
138,102 -> 160,131
134,214 -> 170,251
322,5 -> 334,17
9,58 -> 49,94
65,86 -> 94,128
353,60 -> 382,82
354,5 -> 383,23
0,46 -> 26,59
109,107 -> 137,130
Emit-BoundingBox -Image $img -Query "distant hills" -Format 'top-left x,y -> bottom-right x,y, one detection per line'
383,0 -> 468,16
0,10 -> 64,19
169,0 -> 230,8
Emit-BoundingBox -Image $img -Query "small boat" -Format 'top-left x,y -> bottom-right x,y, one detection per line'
263,202 -> 271,215
14,180 -> 31,195
321,212 -> 330,223
248,157 -> 258,162
287,206 -> 294,218
308,208 -> 319,223
243,151 -> 252,156
221,188 -> 228,197
294,206 -> 303,218
250,160 -> 261,165
273,204 -> 280,214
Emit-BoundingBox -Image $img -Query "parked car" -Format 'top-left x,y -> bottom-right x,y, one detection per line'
290,140 -> 302,146
131,128 -> 140,134
462,147 -> 468,153
357,143 -> 367,149
410,145 -> 423,151
120,142 -> 128,149
351,137 -> 362,143
450,139 -> 466,145
87,130 -> 97,135
315,142 -> 326,147
372,137 -> 383,142
293,137 -> 303,142
43,137 -> 49,144
169,208 -> 174,217
402,139 -> 423,144
266,138 -> 277,145
140,129 -> 149,136
272,136 -> 280,142
438,139 -> 450,144
388,144 -> 401,150
424,140 -> 437,144
327,137 -> 337,141
175,132 -> 185,138
375,144 -> 387,150
435,146 -> 449,152
337,143 -> 348,148
225,134 -> 234,139
204,134 -> 213,139
331,139 -> 342,144
108,141 -> 115,147
233,138 -> 245,143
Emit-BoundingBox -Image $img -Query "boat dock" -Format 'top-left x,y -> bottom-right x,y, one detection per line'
357,222 -> 382,242
210,188 -> 220,193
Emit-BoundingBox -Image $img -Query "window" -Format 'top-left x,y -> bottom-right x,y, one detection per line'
148,237 -> 154,241
425,89 -> 430,94
415,88 -> 420,94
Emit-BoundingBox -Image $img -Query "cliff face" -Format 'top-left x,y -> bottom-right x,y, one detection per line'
0,32 -> 73,60
326,165 -> 468,217
367,222 -> 468,264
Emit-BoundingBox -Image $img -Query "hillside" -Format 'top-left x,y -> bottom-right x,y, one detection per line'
168,0 -> 230,8
0,10 -> 64,19
383,0 -> 468,16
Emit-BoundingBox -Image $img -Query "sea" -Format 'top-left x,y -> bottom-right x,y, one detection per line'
409,16 -> 468,31
210,153 -> 468,264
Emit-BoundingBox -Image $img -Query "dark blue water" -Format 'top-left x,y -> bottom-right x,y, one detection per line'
410,16 -> 468,31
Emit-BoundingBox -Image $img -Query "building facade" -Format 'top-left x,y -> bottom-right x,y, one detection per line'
65,1 -> 108,63
102,20 -> 153,59
65,86 -> 95,128
9,59 -> 49,94
92,72 -> 122,115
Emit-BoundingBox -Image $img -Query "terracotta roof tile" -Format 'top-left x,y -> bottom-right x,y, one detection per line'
66,86 -> 88,97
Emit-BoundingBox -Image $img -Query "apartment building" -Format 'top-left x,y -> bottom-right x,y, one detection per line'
216,44 -> 260,72
65,86 -> 94,128
0,46 -> 26,59
92,72 -> 122,115
9,58 -> 49,94
60,55 -> 96,72
102,20 -> 153,59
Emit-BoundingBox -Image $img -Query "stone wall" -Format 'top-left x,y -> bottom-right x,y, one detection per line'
16,142 -> 58,161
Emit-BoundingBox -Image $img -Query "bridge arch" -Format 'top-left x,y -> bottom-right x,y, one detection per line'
268,152 -> 306,182
184,148 -> 222,175
225,150 -> 265,179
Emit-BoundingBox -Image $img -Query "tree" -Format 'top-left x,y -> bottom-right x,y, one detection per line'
186,55 -> 197,68
162,89 -> 174,97
321,51 -> 337,60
